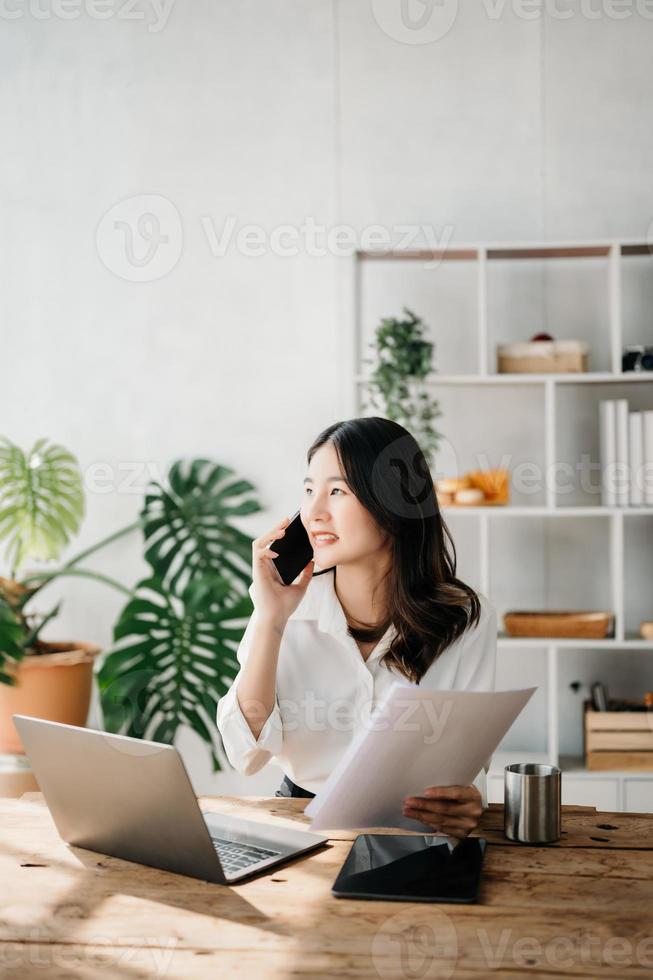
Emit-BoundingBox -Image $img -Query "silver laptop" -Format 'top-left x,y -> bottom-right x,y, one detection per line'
13,715 -> 328,884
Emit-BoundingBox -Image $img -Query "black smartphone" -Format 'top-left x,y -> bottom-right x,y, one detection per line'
270,509 -> 314,585
332,833 -> 486,903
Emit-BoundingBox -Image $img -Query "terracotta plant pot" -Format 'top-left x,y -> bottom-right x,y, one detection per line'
0,641 -> 101,755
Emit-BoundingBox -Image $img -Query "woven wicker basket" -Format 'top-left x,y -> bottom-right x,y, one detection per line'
504,610 -> 614,639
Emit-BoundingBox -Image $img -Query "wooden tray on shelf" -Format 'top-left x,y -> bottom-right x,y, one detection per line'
504,610 -> 614,639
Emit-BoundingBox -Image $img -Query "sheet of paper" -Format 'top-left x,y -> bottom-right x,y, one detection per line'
304,684 -> 536,830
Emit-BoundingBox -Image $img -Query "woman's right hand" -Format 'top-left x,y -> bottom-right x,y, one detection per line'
251,516 -> 315,627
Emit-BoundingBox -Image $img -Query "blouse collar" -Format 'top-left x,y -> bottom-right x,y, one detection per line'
289,568 -> 397,662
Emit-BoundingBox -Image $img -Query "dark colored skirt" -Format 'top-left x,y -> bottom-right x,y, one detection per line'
274,774 -> 316,798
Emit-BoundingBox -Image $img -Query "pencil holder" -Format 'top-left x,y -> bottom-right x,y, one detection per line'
504,763 -> 561,844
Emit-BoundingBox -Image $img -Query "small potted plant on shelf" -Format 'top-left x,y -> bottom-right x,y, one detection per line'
0,436 -> 260,770
361,307 -> 443,465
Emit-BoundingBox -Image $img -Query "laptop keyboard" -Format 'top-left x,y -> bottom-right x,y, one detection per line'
211,836 -> 281,875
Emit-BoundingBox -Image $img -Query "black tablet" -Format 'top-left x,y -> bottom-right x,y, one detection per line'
331,834 -> 486,903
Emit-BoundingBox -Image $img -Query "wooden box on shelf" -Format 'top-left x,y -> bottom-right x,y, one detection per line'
584,700 -> 653,772
497,339 -> 589,374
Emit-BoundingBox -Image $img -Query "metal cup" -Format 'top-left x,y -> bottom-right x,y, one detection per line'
504,763 -> 561,844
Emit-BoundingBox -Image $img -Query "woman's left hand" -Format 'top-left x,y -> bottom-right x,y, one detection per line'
402,784 -> 484,839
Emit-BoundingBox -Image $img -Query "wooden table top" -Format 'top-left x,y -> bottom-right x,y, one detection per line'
1,793 -> 652,978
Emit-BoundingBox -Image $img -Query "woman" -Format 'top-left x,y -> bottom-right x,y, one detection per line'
216,417 -> 497,839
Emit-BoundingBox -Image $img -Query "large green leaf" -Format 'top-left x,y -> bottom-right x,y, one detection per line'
141,459 -> 261,595
97,574 -> 253,770
0,436 -> 84,571
0,599 -> 25,684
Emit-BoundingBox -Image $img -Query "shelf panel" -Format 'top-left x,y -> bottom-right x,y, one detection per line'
355,241 -> 650,260
624,631 -> 653,644
490,753 -> 653,779
560,755 -> 653,778
357,249 -> 478,262
442,506 -> 653,516
488,245 -> 610,260
621,244 -> 653,257
355,372 -> 653,385
498,635 -> 653,650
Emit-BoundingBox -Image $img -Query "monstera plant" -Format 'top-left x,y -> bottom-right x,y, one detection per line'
0,436 -> 261,769
98,460 -> 261,769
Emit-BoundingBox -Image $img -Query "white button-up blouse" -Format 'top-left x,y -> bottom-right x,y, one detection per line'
216,568 -> 498,803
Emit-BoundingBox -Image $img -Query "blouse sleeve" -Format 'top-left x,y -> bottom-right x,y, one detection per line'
456,595 -> 498,808
215,590 -> 284,776
453,595 -> 497,694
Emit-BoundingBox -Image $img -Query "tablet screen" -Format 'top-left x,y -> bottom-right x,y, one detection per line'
331,834 -> 486,903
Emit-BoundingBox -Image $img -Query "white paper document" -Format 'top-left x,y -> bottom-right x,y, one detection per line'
304,684 -> 536,830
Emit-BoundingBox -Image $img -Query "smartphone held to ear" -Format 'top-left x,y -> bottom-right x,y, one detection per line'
270,510 -> 314,585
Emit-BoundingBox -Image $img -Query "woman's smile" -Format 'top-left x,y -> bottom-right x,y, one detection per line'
312,532 -> 339,546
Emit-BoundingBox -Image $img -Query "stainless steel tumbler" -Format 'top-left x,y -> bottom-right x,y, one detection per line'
504,763 -> 561,843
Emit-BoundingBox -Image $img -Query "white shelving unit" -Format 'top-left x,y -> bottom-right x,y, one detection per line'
348,239 -> 653,812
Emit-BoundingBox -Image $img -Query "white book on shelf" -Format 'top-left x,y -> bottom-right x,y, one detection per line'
599,400 -> 617,507
629,412 -> 644,507
643,410 -> 653,507
614,399 -> 630,507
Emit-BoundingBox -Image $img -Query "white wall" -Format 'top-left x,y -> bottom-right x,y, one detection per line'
2,0 -> 652,793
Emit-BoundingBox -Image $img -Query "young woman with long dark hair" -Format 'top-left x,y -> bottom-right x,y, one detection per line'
217,417 -> 497,838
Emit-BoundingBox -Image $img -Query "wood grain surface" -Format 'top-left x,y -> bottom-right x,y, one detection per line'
1,794 -> 652,978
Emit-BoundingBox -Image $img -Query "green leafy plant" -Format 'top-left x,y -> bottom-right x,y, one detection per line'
0,437 -> 85,573
98,460 -> 261,769
361,307 -> 443,464
0,436 -> 123,674
0,437 -> 262,771
141,460 -> 257,595
0,600 -> 23,684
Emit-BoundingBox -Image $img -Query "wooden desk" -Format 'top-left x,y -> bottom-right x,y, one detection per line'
1,793 -> 652,978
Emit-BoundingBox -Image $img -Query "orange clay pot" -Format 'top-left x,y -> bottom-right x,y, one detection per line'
0,641 -> 101,755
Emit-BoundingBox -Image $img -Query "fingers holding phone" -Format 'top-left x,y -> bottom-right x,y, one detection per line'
252,514 -> 314,625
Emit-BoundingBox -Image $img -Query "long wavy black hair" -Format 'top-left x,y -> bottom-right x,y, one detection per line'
307,417 -> 481,684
